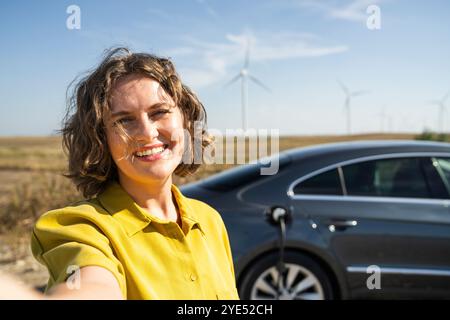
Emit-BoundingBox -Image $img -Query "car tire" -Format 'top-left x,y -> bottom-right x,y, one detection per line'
238,251 -> 335,300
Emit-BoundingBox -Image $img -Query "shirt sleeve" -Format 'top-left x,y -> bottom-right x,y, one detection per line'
31,208 -> 127,298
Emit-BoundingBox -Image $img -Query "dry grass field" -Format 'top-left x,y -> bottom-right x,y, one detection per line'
0,133 -> 418,290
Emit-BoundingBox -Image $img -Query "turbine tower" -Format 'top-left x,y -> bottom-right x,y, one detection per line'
338,80 -> 368,135
226,39 -> 269,131
430,91 -> 450,133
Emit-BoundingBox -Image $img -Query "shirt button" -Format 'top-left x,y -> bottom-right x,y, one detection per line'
190,274 -> 197,281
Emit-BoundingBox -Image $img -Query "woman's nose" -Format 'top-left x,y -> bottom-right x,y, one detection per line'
134,116 -> 158,141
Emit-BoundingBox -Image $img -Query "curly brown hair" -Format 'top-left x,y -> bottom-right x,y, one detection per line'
62,47 -> 213,198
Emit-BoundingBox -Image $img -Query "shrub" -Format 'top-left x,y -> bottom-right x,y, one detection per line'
415,130 -> 450,142
0,173 -> 82,233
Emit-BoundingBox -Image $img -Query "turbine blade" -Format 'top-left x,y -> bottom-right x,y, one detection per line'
244,38 -> 250,69
337,79 -> 349,95
248,75 -> 270,92
351,90 -> 369,97
224,74 -> 241,88
429,100 -> 440,105
442,90 -> 450,102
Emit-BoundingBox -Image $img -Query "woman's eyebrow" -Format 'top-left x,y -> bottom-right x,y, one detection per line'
111,102 -> 171,118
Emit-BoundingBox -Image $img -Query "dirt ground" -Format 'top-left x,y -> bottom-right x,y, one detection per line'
0,232 -> 48,290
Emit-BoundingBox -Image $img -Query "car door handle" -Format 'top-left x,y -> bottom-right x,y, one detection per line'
326,219 -> 358,230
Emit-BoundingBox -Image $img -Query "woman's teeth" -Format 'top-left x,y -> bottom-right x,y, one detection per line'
135,146 -> 166,157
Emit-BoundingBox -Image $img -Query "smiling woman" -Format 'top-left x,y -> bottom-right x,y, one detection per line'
105,74 -> 187,211
0,47 -> 239,300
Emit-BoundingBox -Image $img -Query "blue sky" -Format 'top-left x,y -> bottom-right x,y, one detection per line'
1,0 -> 449,136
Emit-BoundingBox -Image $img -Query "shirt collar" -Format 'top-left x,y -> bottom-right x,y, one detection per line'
97,181 -> 204,237
171,183 -> 205,236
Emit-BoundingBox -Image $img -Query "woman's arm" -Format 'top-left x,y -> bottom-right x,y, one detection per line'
0,266 -> 124,300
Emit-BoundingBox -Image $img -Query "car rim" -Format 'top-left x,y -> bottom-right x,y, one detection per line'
250,263 -> 325,300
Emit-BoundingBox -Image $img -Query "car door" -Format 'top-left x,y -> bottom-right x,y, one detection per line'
289,155 -> 450,299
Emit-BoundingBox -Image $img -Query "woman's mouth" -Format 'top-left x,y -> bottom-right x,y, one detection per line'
134,144 -> 170,161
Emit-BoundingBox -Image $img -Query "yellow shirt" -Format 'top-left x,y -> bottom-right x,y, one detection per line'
31,182 -> 240,300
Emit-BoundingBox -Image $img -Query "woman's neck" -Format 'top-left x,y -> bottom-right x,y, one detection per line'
118,175 -> 180,224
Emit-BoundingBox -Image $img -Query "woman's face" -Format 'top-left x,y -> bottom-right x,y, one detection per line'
106,74 -> 185,186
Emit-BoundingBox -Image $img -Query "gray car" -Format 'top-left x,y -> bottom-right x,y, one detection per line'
181,140 -> 450,300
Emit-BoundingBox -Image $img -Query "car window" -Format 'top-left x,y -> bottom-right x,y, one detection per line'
422,157 -> 450,199
342,157 -> 432,198
435,158 -> 450,188
293,168 -> 343,195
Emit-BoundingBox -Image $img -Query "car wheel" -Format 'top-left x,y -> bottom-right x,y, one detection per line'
239,251 -> 335,300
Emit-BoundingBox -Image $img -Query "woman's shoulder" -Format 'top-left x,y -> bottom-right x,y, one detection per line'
181,195 -> 226,228
184,196 -> 217,212
172,184 -> 221,221
182,195 -> 220,216
35,198 -> 111,227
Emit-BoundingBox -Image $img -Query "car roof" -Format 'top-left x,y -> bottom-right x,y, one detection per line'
283,139 -> 450,162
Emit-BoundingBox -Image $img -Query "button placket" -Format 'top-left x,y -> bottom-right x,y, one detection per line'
164,223 -> 190,254
165,222 -> 203,295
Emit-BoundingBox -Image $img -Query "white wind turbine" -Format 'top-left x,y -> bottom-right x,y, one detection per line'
226,39 -> 270,131
338,80 -> 369,135
429,91 -> 450,133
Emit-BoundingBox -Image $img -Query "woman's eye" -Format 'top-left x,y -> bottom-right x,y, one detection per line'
150,109 -> 171,118
115,117 -> 134,125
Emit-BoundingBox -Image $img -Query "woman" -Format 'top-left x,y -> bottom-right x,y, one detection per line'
2,47 -> 239,300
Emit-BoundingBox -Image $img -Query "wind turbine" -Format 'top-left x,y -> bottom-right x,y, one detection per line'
429,91 -> 450,133
226,39 -> 270,131
338,80 -> 368,135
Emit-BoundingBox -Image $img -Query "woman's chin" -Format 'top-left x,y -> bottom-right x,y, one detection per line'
117,156 -> 182,185
138,164 -> 178,181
